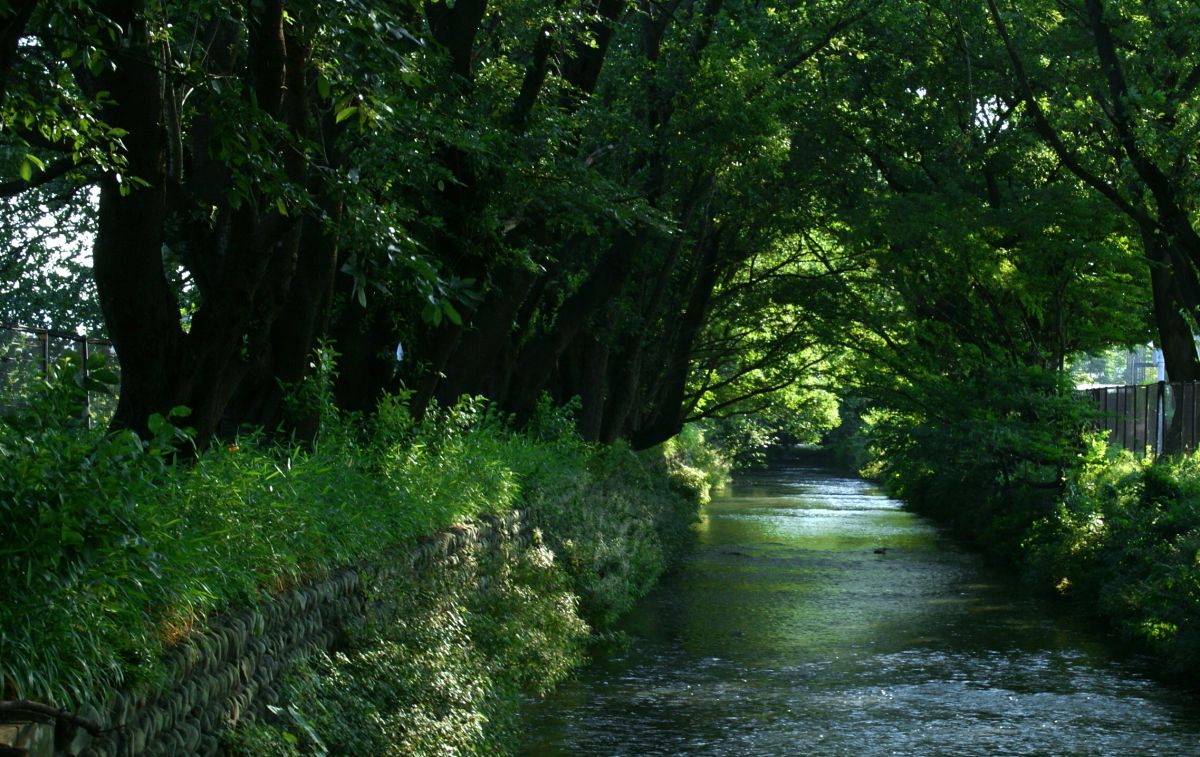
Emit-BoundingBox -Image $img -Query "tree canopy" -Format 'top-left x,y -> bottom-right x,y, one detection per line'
1,0 -> 1190,453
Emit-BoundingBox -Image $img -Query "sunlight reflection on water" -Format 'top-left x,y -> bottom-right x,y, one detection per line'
522,465 -> 1200,756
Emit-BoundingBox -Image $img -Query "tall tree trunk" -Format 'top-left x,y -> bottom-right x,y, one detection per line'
630,230 -> 724,448
0,0 -> 36,103
223,202 -> 342,438
1143,228 -> 1199,456
1144,229 -> 1200,382
502,231 -> 641,420
94,1 -> 315,442
92,0 -> 182,438
569,326 -> 613,441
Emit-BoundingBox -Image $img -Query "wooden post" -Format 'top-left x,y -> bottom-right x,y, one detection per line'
80,335 -> 91,429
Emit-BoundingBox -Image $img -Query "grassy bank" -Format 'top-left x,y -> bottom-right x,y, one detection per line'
227,439 -> 706,755
0,357 -> 710,752
1022,441 -> 1200,676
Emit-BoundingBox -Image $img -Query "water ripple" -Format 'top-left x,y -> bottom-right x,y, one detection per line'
523,467 -> 1200,756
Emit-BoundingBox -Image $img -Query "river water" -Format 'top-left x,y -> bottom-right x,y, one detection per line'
522,464 -> 1200,755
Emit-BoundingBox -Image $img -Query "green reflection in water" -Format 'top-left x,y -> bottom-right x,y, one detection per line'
522,466 -> 1200,756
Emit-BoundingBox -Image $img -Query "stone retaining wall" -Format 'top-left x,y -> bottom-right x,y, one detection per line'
1,512 -> 531,757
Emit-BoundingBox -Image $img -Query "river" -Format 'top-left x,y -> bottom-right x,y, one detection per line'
521,463 -> 1200,755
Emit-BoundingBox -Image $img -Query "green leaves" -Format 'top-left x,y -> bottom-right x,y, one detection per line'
1024,444 -> 1200,671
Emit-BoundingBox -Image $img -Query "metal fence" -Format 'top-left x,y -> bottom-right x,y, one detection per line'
0,324 -> 118,428
1081,382 -> 1200,458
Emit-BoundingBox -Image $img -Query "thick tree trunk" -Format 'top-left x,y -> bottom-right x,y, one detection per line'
0,0 -> 36,103
93,1 -> 316,443
599,343 -> 643,443
630,231 -> 723,449
91,1 -> 183,438
502,231 -> 640,420
425,0 -> 489,81
434,267 -> 539,405
223,205 -> 341,438
1144,231 -> 1200,383
566,327 -> 613,441
1142,230 -> 1199,456
560,0 -> 628,96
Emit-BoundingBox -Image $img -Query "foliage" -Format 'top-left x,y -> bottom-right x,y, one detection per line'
227,535 -> 589,756
0,0 -> 883,448
860,366 -> 1093,555
221,407 -> 705,754
662,424 -> 732,496
0,352 -> 177,702
0,181 -> 101,333
0,359 -> 702,750
524,440 -> 702,629
1023,440 -> 1200,675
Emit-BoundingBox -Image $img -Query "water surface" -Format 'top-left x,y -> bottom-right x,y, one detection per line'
522,465 -> 1200,755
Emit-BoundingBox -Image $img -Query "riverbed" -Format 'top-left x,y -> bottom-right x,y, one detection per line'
521,465 -> 1200,755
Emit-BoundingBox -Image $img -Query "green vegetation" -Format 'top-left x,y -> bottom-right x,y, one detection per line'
5,0 -> 1200,738
0,356 -> 704,733
225,432 -> 705,755
1024,442 -> 1200,675
226,536 -> 588,756
0,0 -> 852,447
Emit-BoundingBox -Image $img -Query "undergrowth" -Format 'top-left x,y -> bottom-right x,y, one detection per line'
0,353 -> 706,753
1023,438 -> 1200,676
227,407 -> 706,754
847,380 -> 1200,678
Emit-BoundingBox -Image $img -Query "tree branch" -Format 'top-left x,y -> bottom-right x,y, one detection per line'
0,158 -> 80,198
983,0 -> 1155,229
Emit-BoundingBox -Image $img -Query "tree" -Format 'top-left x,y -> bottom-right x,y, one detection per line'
985,0 -> 1200,381
1,1 -> 459,440
0,0 -> 1170,461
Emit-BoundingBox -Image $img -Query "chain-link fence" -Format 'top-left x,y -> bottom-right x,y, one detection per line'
1082,382 -> 1200,458
0,324 -> 119,428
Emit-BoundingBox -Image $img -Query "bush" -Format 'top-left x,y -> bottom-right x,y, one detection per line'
2,362 -> 705,753
523,440 -> 698,627
0,353 -> 182,702
1023,440 -> 1200,674
660,424 -> 730,504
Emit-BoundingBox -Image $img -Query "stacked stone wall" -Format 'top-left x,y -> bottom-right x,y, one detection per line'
1,512 -> 530,757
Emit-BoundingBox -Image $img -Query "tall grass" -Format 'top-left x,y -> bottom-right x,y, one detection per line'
0,355 -> 705,718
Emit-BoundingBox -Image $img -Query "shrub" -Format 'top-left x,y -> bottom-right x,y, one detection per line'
1023,440 -> 1200,674
0,353 -> 181,702
660,424 -> 730,504
2,360 -> 705,754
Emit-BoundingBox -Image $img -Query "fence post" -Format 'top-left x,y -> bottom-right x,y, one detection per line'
40,328 -> 49,375
1156,380 -> 1165,458
1190,383 -> 1197,453
80,335 -> 91,429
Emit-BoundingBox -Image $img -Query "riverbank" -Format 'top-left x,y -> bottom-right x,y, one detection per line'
0,373 -> 710,754
838,421 -> 1200,684
227,441 -> 705,755
1020,443 -> 1200,680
